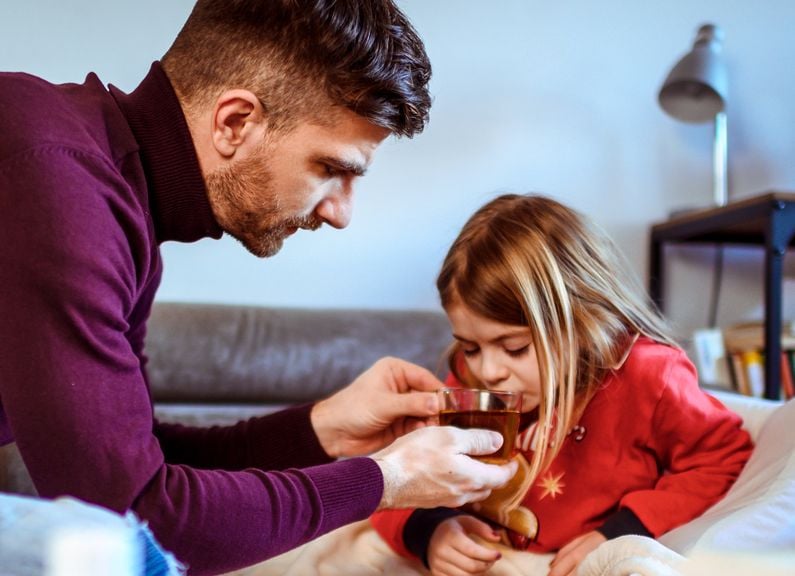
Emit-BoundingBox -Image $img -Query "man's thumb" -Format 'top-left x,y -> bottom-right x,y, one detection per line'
387,390 -> 439,419
457,428 -> 504,456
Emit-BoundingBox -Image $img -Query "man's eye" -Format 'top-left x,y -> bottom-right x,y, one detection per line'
506,346 -> 529,358
324,165 -> 341,177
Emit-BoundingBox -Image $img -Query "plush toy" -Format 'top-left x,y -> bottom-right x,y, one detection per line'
464,452 -> 538,549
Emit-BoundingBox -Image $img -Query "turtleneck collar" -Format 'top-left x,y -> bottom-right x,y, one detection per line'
109,61 -> 223,244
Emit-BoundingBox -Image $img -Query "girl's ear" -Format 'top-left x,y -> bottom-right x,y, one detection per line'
210,89 -> 267,158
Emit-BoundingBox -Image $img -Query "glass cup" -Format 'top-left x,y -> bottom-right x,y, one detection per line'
438,387 -> 522,463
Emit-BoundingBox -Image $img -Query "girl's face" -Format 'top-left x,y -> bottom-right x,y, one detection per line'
446,302 -> 541,412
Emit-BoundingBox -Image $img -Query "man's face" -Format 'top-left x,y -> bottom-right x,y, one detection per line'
206,108 -> 390,258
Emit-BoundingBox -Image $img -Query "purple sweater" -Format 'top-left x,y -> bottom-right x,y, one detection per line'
0,62 -> 383,575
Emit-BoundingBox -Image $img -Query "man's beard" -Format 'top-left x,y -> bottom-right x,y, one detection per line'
205,153 -> 322,258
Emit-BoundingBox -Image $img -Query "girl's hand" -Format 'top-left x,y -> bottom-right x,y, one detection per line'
428,515 -> 502,576
548,530 -> 606,576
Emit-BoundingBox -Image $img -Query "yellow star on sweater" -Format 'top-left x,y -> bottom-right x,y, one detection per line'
538,471 -> 566,500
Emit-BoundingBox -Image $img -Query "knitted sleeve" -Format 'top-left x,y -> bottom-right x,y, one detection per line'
617,350 -> 754,536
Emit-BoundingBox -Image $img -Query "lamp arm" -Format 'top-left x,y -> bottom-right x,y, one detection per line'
713,111 -> 728,206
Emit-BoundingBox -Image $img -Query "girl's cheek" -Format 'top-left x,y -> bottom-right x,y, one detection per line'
521,394 -> 539,412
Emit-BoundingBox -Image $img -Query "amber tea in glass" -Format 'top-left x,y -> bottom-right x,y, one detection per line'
438,388 -> 522,462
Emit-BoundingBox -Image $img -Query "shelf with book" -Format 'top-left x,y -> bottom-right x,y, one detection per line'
649,191 -> 795,400
721,322 -> 795,400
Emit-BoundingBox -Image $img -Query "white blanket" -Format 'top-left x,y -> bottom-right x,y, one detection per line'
226,518 -> 795,576
225,522 -> 688,576
577,535 -> 686,576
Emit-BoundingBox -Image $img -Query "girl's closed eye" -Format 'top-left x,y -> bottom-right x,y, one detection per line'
462,347 -> 480,357
506,345 -> 530,358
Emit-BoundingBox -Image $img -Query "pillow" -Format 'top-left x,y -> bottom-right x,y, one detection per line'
659,398 -> 795,556
0,494 -> 183,575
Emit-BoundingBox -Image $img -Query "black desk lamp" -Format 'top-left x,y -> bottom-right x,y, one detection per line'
659,24 -> 729,208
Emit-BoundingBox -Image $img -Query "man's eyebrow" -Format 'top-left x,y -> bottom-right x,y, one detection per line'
317,156 -> 367,177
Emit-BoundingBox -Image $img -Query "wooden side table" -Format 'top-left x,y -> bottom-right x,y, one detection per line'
648,191 -> 795,400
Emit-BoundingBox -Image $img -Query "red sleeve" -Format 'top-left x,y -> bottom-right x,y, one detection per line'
370,509 -> 416,558
620,349 -> 754,536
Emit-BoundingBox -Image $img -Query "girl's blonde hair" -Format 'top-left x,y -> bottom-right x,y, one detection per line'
437,194 -> 677,483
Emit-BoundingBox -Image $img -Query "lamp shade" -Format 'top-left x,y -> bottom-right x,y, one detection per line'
658,24 -> 727,124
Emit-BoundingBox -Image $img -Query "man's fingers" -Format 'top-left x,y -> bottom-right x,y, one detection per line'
385,389 -> 439,420
449,427 -> 504,456
463,458 -> 518,491
386,357 -> 444,394
443,428 -> 519,487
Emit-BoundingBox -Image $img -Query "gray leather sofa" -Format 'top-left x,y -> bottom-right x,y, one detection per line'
0,301 -> 452,496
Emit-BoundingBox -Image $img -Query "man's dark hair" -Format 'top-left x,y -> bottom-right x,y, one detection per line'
162,0 -> 432,137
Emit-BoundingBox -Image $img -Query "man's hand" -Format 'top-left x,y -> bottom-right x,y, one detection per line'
428,515 -> 503,576
310,357 -> 443,458
548,530 -> 606,576
371,425 -> 519,510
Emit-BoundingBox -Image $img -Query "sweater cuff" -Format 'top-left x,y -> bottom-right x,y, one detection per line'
404,507 -> 465,568
597,507 -> 653,540
303,457 -> 384,533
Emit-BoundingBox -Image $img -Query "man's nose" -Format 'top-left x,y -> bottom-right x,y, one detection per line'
316,186 -> 353,229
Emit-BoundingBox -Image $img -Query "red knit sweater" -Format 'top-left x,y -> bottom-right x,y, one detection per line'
371,337 -> 754,558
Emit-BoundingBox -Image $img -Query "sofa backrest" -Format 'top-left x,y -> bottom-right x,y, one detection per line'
145,302 -> 452,405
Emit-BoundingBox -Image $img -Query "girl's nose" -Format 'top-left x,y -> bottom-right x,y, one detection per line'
478,352 -> 509,386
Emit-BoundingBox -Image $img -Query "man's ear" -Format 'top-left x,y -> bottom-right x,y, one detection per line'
211,89 -> 267,159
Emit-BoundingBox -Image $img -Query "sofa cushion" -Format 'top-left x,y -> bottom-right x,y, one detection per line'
0,443 -> 36,496
153,403 -> 290,427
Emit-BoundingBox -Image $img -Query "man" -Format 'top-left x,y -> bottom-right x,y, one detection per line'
0,1 -> 517,574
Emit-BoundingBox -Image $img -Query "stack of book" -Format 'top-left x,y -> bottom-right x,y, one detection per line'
694,321 -> 795,399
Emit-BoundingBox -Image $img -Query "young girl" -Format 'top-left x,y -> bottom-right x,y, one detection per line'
370,194 -> 754,576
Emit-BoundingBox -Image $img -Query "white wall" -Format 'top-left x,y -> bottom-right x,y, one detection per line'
3,1 -> 795,345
